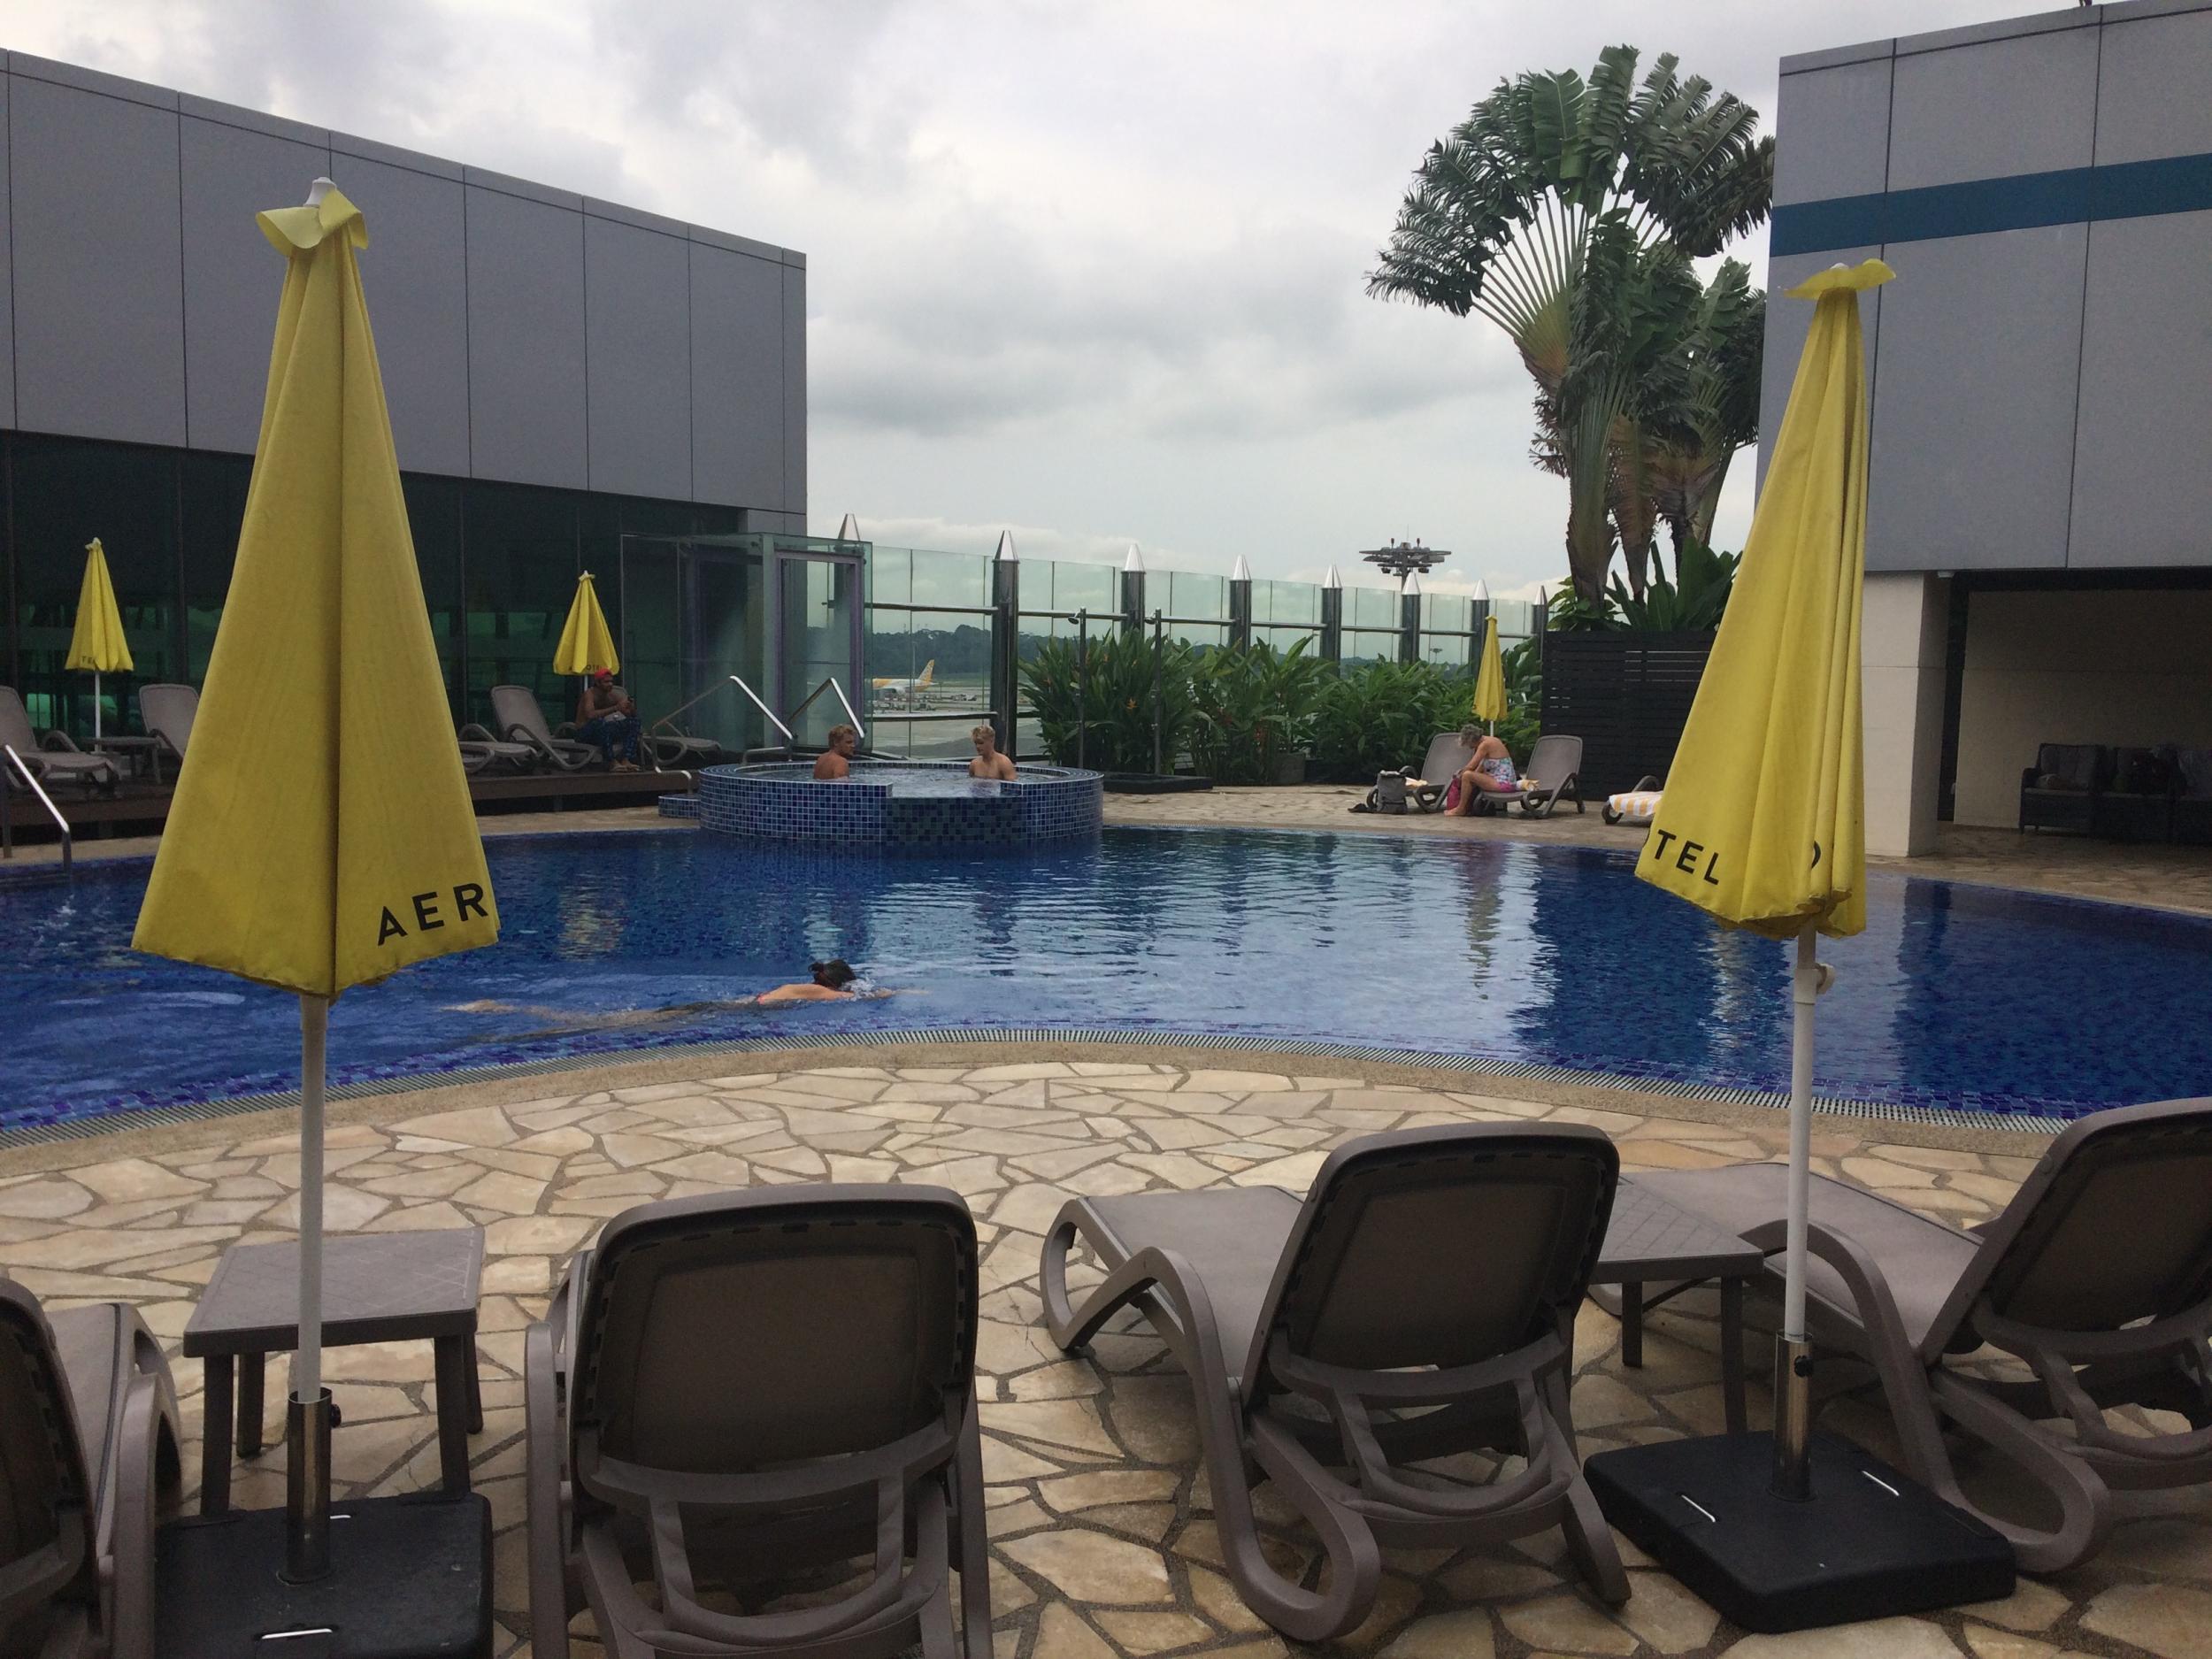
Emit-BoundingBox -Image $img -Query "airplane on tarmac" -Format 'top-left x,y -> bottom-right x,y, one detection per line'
871,660 -> 936,703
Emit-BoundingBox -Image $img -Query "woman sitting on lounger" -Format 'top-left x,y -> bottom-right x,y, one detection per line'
1447,729 -> 1518,815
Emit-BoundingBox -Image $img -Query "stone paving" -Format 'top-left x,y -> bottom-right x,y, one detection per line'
2,1051 -> 2204,1659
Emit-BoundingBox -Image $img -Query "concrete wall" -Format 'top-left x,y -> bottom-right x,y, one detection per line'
1952,587 -> 2212,826
0,53 -> 804,516
1761,0 -> 2212,575
1861,572 -> 1951,855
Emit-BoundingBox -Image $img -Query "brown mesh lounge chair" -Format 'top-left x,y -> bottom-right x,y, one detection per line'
134,683 -> 197,784
1632,1095 -> 2212,1573
0,687 -> 119,794
488,683 -> 598,772
525,1186 -> 992,1659
1040,1124 -> 1627,1641
1515,733 -> 1584,818
0,1279 -> 181,1658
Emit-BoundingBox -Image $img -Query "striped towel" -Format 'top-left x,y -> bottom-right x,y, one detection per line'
1607,789 -> 1663,825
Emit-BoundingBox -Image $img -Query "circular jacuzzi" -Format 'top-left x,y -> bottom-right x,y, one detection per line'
695,759 -> 1105,847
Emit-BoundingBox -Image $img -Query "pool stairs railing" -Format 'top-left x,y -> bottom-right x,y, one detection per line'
0,744 -> 73,874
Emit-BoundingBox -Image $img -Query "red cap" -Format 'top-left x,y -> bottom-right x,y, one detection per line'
590,668 -> 613,683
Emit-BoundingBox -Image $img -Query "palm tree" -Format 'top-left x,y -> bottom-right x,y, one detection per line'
1647,258 -> 1765,562
1367,45 -> 1772,602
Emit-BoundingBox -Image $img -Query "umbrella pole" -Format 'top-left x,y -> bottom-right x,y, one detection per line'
287,993 -> 334,1580
1773,923 -> 1821,1499
92,671 -> 101,741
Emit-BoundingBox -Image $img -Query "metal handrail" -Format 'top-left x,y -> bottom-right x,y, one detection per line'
788,676 -> 866,742
730,675 -> 795,742
1,746 -> 72,873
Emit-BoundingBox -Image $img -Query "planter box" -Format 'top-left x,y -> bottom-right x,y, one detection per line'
1102,774 -> 1214,795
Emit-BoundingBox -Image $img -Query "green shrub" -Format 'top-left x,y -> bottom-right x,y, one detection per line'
1020,630 -> 1198,774
1310,660 -> 1476,780
1187,639 -> 1330,784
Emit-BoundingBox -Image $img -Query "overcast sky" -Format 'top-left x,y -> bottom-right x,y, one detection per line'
5,1 -> 2013,597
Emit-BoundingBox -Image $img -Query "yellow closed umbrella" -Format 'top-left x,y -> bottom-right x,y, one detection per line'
64,537 -> 133,738
1471,613 -> 1507,731
134,179 -> 498,1581
1637,257 -> 1892,1496
554,569 -> 618,675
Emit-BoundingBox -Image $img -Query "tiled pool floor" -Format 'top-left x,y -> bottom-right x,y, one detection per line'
2,1049 -> 2204,1659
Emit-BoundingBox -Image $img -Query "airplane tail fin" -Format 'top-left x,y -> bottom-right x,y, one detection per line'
917,660 -> 935,687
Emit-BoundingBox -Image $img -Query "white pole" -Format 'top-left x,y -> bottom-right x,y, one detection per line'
294,994 -> 327,1406
1784,925 -> 1816,1343
92,671 -> 101,741
1773,922 -> 1821,1496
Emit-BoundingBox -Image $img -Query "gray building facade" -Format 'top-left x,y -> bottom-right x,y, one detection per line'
1760,0 -> 2212,848
1,50 -> 807,733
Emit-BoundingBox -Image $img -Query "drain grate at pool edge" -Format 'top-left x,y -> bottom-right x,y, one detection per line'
0,1025 -> 2072,1151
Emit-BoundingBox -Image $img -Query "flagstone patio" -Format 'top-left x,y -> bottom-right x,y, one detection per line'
2,1048 -> 2204,1659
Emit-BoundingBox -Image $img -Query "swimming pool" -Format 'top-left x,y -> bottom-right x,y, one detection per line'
5,826 -> 2209,1133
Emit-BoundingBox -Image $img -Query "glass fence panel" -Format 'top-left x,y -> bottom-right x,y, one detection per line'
1165,570 -> 1228,625
1254,578 -> 1321,626
1348,587 -> 1400,630
1036,557 -> 1117,618
1421,592 -> 1473,634
910,546 -> 991,609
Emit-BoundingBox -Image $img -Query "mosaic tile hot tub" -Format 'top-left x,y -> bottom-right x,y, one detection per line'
696,760 -> 1104,846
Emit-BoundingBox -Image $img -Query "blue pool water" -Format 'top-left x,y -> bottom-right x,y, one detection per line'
5,827 -> 2210,1130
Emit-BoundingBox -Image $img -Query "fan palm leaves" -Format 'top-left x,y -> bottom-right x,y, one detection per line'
1368,45 -> 1772,602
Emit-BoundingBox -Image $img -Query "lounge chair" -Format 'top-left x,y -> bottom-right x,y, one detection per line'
555,684 -> 703,771
525,1186 -> 992,1659
1604,774 -> 1663,826
1040,1124 -> 1627,1640
1354,733 -> 1475,815
1632,1095 -> 2212,1573
2094,746 -> 2177,842
1515,733 -> 1585,818
455,724 -> 540,774
0,1279 -> 182,1657
487,684 -> 598,772
2018,742 -> 2107,834
134,683 -> 198,786
2175,747 -> 2212,846
0,686 -> 119,794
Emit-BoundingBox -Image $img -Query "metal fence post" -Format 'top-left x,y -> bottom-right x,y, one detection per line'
1120,545 -> 1147,639
1399,572 -> 1423,664
1320,565 -> 1342,665
1228,554 -> 1252,650
1074,609 -> 1089,772
1151,610 -> 1165,777
990,531 -> 1019,757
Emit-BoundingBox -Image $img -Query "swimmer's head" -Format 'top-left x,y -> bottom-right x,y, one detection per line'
810,958 -> 857,989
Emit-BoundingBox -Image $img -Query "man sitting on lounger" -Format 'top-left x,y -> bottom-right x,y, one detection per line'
969,724 -> 1017,780
575,670 -> 640,771
814,724 -> 858,779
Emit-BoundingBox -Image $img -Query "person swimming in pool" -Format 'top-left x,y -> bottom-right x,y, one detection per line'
449,959 -> 887,1027
756,959 -> 869,1004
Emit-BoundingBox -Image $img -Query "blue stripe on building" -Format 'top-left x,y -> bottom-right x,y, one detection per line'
1770,152 -> 2212,255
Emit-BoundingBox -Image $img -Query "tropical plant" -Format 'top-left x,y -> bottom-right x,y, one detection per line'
1020,630 -> 1198,775
1546,587 -> 1621,633
1187,638 -> 1330,785
1608,538 -> 1739,632
1309,660 -> 1475,780
1649,261 -> 1764,562
1367,45 -> 1772,603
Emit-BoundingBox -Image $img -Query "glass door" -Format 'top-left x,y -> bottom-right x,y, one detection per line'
682,542 -> 767,755
771,543 -> 864,748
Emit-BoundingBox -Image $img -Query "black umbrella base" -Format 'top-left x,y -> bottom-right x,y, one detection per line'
156,1492 -> 491,1657
1586,1432 -> 2014,1633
